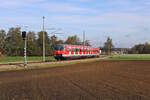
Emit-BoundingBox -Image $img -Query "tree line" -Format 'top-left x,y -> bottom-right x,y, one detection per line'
129,42 -> 150,54
0,27 -> 90,56
102,37 -> 150,55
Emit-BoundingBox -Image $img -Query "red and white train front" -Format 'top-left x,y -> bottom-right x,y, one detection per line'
53,44 -> 101,60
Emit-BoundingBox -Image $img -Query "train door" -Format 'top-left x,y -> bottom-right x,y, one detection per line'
68,47 -> 71,56
83,47 -> 85,55
65,46 -> 69,55
86,48 -> 88,55
79,47 -> 82,55
71,47 -> 74,55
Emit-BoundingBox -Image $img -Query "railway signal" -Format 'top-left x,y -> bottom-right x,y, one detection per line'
22,31 -> 27,68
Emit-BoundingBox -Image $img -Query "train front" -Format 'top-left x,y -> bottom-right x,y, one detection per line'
53,44 -> 65,60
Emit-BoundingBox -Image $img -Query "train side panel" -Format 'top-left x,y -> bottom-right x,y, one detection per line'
54,44 -> 101,60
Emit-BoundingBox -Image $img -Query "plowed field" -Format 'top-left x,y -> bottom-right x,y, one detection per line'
0,61 -> 150,100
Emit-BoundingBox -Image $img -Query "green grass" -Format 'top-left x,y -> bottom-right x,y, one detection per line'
107,54 -> 150,60
0,56 -> 55,64
1,54 -> 150,64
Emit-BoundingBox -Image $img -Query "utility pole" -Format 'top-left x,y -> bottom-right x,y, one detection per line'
83,31 -> 85,46
43,16 -> 45,62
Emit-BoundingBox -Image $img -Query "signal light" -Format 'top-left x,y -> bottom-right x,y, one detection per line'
22,31 -> 26,40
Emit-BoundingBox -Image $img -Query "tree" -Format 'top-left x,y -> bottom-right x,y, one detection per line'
0,29 -> 6,54
37,31 -> 51,56
5,27 -> 24,56
27,31 -> 39,56
104,37 -> 114,55
50,35 -> 64,46
131,44 -> 145,54
82,40 -> 91,46
65,35 -> 81,45
129,42 -> 150,54
143,42 -> 150,54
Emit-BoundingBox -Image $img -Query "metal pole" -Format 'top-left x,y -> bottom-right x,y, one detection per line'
83,31 -> 85,46
43,16 -> 45,62
24,38 -> 27,68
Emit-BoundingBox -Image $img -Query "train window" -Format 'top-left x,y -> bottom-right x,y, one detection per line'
67,48 -> 71,51
76,48 -> 78,52
78,48 -> 80,52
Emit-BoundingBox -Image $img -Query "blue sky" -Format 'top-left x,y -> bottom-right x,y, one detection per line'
0,0 -> 150,47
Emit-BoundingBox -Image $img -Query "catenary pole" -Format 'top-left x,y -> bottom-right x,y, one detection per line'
43,16 -> 45,62
83,31 -> 85,46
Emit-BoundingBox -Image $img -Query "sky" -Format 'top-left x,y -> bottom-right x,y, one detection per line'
0,0 -> 150,48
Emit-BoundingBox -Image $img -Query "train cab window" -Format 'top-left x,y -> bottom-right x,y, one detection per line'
54,45 -> 64,51
60,47 -> 64,50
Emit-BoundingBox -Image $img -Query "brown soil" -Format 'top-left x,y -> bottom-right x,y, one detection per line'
0,61 -> 150,100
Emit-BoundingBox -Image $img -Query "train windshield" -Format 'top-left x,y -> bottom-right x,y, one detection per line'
54,45 -> 64,51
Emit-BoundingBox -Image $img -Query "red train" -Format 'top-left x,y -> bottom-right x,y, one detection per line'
53,44 -> 101,60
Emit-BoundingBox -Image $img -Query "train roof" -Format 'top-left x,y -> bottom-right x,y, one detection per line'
56,44 -> 99,49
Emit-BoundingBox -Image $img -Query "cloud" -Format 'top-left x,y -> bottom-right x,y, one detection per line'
0,0 -> 45,9
0,0 -> 150,47
40,3 -> 91,13
74,0 -> 93,2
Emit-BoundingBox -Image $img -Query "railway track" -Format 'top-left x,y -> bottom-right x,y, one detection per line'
0,60 -> 58,66
0,57 -> 101,67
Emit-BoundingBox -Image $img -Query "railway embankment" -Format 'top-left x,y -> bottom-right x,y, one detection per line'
0,58 -> 102,72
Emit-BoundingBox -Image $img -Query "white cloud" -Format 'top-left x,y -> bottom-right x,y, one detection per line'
38,2 -> 96,14
1,0 -> 150,47
0,0 -> 45,9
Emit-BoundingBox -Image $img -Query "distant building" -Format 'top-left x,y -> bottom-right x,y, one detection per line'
100,47 -> 129,55
112,48 -> 129,54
